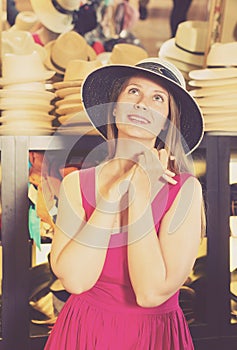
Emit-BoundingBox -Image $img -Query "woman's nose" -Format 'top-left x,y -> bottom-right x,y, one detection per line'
134,102 -> 147,111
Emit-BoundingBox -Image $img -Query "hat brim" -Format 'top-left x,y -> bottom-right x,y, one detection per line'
30,0 -> 74,33
82,64 -> 204,155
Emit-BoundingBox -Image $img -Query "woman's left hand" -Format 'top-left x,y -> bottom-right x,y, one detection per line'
129,148 -> 177,201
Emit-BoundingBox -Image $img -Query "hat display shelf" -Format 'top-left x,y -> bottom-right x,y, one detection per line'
186,0 -> 237,135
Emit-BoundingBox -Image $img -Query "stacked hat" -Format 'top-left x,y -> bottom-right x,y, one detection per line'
44,31 -> 97,76
53,59 -> 102,135
0,37 -> 56,135
96,43 -> 149,66
188,67 -> 237,132
158,21 -> 208,81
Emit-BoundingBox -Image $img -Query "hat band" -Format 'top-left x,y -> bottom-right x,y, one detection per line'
136,62 -> 181,86
51,0 -> 74,15
175,42 -> 204,56
51,56 -> 66,73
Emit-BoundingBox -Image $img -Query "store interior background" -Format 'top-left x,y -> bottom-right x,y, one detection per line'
0,1 -> 237,349
15,0 -> 209,57
11,0 -> 211,265
10,0 -> 237,275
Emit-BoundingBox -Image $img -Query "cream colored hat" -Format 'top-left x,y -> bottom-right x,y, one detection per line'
2,30 -> 47,62
0,51 -> 55,85
189,67 -> 237,80
190,85 -> 237,98
0,89 -> 55,101
9,11 -> 38,31
189,78 -> 237,87
175,21 -> 208,54
53,59 -> 102,89
207,42 -> 237,67
44,31 -> 97,75
108,43 -> 149,65
159,38 -> 204,66
195,94 -> 237,107
30,0 -> 79,33
159,56 -> 200,73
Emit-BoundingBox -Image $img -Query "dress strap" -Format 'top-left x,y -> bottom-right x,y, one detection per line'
79,167 -> 96,220
152,172 -> 193,232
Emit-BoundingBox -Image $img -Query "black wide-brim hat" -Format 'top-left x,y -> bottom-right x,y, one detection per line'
82,58 -> 204,154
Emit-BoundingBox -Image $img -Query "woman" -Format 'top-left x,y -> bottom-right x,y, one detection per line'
45,57 -> 205,349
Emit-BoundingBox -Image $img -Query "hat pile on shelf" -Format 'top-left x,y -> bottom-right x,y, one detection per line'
158,20 -> 208,81
188,66 -> 237,132
53,59 -> 102,135
0,31 -> 56,135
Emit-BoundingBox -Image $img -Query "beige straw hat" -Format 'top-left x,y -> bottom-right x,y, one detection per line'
175,21 -> 208,54
53,59 -> 102,89
108,43 -> 149,65
44,31 -> 97,75
9,11 -> 39,31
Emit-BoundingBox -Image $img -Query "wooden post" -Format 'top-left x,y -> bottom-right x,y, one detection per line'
203,0 -> 226,68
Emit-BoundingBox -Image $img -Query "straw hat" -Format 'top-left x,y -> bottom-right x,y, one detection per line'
194,95 -> 237,107
159,38 -> 205,66
189,67 -> 237,80
2,30 -> 47,62
175,21 -> 208,54
82,57 -> 204,155
8,11 -> 38,31
55,86 -> 81,98
189,85 -> 237,98
0,51 -> 55,85
0,89 -> 55,101
108,43 -> 149,65
206,42 -> 237,67
44,31 -> 97,75
53,59 -> 102,89
188,78 -> 237,88
30,0 -> 79,33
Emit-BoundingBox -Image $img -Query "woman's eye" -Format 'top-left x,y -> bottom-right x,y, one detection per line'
128,87 -> 139,95
153,94 -> 164,102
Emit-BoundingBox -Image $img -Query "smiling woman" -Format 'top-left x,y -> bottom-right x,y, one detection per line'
45,57 -> 206,350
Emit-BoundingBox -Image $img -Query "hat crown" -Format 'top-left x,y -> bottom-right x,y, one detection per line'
136,57 -> 186,89
50,31 -> 89,70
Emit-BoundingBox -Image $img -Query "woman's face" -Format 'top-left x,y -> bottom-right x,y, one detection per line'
114,75 -> 170,142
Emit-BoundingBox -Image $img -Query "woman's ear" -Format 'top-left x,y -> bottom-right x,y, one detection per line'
113,108 -> 116,117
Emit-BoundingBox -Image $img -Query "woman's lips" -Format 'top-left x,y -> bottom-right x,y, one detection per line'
127,114 -> 151,124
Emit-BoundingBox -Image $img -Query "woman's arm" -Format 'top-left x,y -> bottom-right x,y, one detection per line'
127,176 -> 202,307
50,170 -> 119,294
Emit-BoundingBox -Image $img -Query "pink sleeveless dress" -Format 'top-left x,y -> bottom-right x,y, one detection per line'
45,167 -> 194,350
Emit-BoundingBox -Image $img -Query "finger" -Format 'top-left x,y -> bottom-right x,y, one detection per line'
162,173 -> 177,185
158,148 -> 168,169
164,169 -> 176,177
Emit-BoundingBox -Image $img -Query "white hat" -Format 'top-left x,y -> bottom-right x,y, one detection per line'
188,77 -> 237,88
2,30 -> 47,62
30,0 -> 79,33
175,21 -> 208,54
194,94 -> 237,107
189,67 -> 237,80
0,51 -> 55,85
207,42 -> 237,67
159,38 -> 204,66
189,85 -> 237,98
